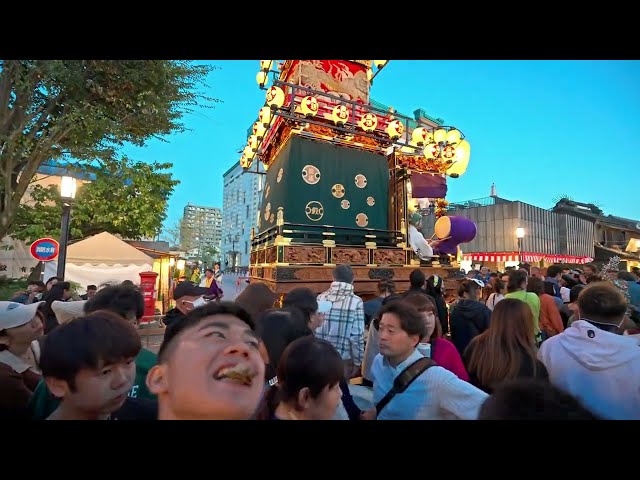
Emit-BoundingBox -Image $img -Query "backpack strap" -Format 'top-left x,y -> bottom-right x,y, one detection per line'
375,356 -> 436,416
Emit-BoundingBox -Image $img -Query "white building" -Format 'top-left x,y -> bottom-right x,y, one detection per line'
181,204 -> 222,259
221,160 -> 265,270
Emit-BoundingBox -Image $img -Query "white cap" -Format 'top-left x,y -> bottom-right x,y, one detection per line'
0,301 -> 45,330
52,300 -> 87,325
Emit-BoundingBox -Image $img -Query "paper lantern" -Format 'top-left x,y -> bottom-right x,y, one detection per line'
386,119 -> 404,140
411,127 -> 429,146
266,86 -> 285,110
256,71 -> 268,87
243,145 -> 255,159
249,135 -> 259,152
259,106 -> 273,127
433,128 -> 447,143
300,96 -> 318,117
240,154 -> 251,169
359,112 -> 378,132
332,105 -> 350,126
423,143 -> 438,159
446,129 -> 461,144
259,60 -> 273,71
446,140 -> 471,177
367,68 -> 373,82
253,121 -> 266,139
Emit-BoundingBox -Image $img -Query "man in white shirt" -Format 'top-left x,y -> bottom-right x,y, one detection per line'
538,282 -> 640,420
362,300 -> 487,420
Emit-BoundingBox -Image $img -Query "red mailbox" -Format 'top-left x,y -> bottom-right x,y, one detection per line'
139,271 -> 159,323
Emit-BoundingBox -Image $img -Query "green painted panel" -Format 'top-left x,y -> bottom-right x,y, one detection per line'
258,136 -> 389,233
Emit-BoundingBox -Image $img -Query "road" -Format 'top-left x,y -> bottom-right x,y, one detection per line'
219,272 -> 249,301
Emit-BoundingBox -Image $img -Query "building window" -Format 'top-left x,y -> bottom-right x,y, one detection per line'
246,205 -> 250,218
245,241 -> 248,254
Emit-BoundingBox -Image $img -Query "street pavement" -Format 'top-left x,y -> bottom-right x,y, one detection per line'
219,272 -> 249,301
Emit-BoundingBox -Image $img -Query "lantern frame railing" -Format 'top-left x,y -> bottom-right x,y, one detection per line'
241,70 -> 469,177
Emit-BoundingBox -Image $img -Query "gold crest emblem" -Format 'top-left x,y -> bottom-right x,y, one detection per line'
305,201 -> 324,221
332,184 -> 345,198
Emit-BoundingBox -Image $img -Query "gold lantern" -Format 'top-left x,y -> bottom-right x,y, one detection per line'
243,145 -> 256,159
359,112 -> 378,132
259,106 -> 273,127
433,128 -> 447,143
446,128 -> 461,144
256,71 -> 268,87
386,119 -> 404,140
411,127 -> 428,146
266,85 -> 285,110
253,120 -> 266,139
446,140 -> 471,177
259,60 -> 273,71
249,135 -> 259,152
332,104 -> 350,126
300,96 -> 318,117
240,154 -> 251,169
423,143 -> 438,160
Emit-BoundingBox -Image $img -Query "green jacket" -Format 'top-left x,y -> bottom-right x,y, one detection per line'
505,290 -> 541,336
29,348 -> 158,420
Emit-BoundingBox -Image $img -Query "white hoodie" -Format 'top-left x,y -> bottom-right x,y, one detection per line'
538,320 -> 640,420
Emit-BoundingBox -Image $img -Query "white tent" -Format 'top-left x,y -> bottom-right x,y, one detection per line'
0,236 -> 38,279
44,232 -> 154,293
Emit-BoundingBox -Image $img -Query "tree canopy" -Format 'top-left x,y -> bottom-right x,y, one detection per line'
0,60 -> 217,240
13,158 -> 179,242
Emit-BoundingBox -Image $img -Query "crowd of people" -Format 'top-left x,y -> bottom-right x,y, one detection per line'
1,261 -> 639,420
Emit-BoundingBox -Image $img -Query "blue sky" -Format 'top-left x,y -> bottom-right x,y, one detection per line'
122,60 -> 640,231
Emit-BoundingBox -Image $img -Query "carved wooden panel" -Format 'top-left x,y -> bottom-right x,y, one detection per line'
374,249 -> 406,265
292,267 -> 335,282
265,247 -> 277,264
284,246 -> 326,264
332,248 -> 369,265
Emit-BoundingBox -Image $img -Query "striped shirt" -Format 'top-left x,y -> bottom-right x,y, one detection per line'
316,282 -> 365,366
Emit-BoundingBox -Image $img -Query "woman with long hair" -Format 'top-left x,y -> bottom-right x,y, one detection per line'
449,279 -> 492,356
403,293 -> 469,381
254,336 -> 345,420
463,298 -> 549,394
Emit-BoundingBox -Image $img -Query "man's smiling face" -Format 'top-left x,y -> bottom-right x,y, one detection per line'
148,313 -> 265,420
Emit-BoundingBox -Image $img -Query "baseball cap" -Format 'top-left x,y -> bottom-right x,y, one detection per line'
317,300 -> 332,314
173,281 -> 209,300
52,300 -> 87,325
0,301 -> 45,330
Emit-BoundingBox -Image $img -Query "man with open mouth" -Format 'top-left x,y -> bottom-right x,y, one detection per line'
146,302 -> 265,420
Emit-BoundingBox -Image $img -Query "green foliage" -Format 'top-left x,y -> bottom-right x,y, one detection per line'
11,158 -> 179,242
0,277 -> 28,301
0,60 -> 219,239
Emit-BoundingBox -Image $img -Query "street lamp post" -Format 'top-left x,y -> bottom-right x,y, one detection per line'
57,176 -> 77,279
516,227 -> 525,266
226,234 -> 240,271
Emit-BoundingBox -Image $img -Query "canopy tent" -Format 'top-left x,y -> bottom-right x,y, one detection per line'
44,232 -> 154,293
462,251 -> 594,265
0,236 -> 38,279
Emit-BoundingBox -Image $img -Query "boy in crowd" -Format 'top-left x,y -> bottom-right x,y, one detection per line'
40,311 -> 156,420
29,284 -> 158,419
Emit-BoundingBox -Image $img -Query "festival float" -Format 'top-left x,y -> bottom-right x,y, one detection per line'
242,60 -> 477,298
